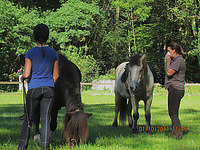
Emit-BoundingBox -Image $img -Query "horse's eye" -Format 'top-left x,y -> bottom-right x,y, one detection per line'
139,69 -> 142,73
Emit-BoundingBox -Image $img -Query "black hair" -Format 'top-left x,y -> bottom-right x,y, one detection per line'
168,42 -> 184,58
33,23 -> 49,58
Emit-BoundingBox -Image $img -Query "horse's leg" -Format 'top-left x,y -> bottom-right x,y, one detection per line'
112,91 -> 127,127
50,105 -> 59,137
144,94 -> 153,134
127,99 -> 133,129
131,96 -> 139,134
112,92 -> 120,128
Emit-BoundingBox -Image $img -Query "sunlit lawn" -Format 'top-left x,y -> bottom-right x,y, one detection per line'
0,85 -> 199,149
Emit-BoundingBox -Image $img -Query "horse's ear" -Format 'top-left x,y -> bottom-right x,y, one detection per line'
141,54 -> 146,60
85,113 -> 92,118
141,54 -> 148,76
125,55 -> 130,61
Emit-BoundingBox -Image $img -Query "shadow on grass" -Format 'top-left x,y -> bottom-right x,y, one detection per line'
0,104 -> 25,144
0,103 -> 199,146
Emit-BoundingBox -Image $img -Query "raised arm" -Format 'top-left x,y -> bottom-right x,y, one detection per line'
165,54 -> 176,76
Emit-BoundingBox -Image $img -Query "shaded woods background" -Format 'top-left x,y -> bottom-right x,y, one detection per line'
0,0 -> 200,91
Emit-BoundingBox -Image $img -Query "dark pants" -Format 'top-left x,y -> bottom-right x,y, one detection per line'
18,86 -> 54,150
168,85 -> 184,138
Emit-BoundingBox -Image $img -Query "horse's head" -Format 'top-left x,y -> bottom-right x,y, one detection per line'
126,54 -> 147,93
63,110 -> 92,147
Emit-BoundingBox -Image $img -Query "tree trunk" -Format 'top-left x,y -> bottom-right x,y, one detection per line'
197,0 -> 200,54
114,7 -> 120,53
131,8 -> 137,52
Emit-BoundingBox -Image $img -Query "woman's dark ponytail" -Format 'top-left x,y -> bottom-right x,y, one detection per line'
33,23 -> 49,58
42,46 -> 45,58
37,38 -> 45,58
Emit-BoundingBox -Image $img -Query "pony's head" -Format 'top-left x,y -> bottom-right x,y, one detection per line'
63,110 -> 92,147
126,54 -> 147,92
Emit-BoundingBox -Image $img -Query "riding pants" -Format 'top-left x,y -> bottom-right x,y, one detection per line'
18,86 -> 54,150
168,85 -> 184,139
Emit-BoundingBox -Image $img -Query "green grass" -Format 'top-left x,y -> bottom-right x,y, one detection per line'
0,86 -> 200,150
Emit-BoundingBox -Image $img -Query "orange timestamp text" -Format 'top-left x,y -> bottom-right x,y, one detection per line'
138,126 -> 187,132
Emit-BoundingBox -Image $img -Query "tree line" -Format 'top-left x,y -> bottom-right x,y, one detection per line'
0,0 -> 199,91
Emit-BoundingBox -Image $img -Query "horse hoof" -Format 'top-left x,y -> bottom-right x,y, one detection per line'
34,134 -> 41,142
129,124 -> 133,129
147,130 -> 153,135
112,122 -> 118,128
112,125 -> 117,129
132,129 -> 138,135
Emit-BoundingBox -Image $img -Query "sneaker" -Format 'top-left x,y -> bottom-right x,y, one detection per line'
34,134 -> 41,142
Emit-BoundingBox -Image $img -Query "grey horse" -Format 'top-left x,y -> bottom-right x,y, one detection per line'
112,54 -> 155,134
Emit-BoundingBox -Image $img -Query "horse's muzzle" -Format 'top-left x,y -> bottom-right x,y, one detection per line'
130,86 -> 138,92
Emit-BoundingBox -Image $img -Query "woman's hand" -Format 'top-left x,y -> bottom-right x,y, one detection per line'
21,58 -> 32,82
165,53 -> 171,64
165,54 -> 176,76
20,76 -> 24,82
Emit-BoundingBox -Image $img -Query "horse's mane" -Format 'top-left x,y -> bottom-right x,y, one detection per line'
128,54 -> 148,82
58,53 -> 84,112
58,53 -> 91,146
64,111 -> 89,144
129,54 -> 142,67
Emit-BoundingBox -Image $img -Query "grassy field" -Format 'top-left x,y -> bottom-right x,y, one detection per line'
0,85 -> 200,150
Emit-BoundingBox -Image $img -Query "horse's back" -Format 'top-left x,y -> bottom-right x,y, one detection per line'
58,54 -> 81,83
115,62 -> 130,99
115,62 -> 128,81
146,65 -> 154,90
54,54 -> 82,108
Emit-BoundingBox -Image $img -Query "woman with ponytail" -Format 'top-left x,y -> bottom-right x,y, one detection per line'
18,23 -> 59,150
165,42 -> 186,139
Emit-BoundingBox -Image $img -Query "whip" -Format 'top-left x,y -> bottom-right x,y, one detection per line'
19,71 -> 26,120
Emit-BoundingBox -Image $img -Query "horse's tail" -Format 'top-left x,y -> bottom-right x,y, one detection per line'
119,97 -> 127,125
63,111 -> 89,145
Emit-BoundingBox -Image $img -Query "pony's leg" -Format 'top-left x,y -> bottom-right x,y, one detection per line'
131,97 -> 139,134
144,95 -> 153,134
50,106 -> 59,132
50,105 -> 60,147
112,91 -> 126,127
112,94 -> 120,128
127,99 -> 133,129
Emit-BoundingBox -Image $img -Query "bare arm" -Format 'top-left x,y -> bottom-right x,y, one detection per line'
21,58 -> 32,81
165,54 -> 176,76
53,60 -> 59,83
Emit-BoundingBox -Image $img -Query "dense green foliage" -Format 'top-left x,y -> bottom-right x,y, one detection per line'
0,0 -> 200,91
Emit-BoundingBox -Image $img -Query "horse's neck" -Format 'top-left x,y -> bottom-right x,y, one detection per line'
66,98 -> 84,112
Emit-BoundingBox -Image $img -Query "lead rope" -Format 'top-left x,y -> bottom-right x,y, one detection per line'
19,71 -> 34,146
19,71 -> 26,120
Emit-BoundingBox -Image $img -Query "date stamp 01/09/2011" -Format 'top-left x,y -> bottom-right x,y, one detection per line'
138,126 -> 187,132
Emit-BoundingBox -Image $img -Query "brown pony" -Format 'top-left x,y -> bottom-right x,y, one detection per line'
34,53 -> 92,146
